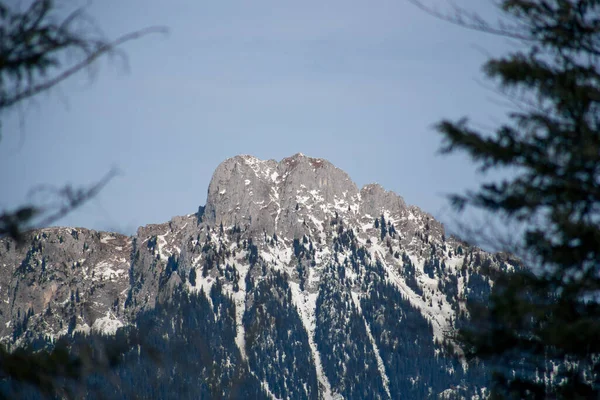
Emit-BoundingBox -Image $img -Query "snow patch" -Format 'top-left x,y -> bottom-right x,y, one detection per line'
100,235 -> 115,244
93,261 -> 126,281
270,171 -> 279,183
233,262 -> 250,360
73,323 -> 91,335
92,313 -> 124,335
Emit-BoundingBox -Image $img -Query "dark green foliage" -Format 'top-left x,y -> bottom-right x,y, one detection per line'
244,271 -> 319,400
315,264 -> 386,399
246,239 -> 259,266
432,1 -> 600,397
423,256 -> 440,279
195,205 -> 205,224
438,273 -> 460,311
379,215 -> 387,241
0,338 -> 87,400
401,252 -> 422,296
465,272 -> 491,305
66,316 -> 76,335
361,261 -> 488,398
297,262 -> 307,291
112,287 -> 266,399
293,237 -> 303,258
388,223 -> 396,237
146,236 -> 157,251
160,254 -> 179,286
50,286 -> 265,400
188,267 -> 196,286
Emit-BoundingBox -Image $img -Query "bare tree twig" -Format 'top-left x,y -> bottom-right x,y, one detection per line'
35,169 -> 119,229
0,169 -> 119,242
1,26 -> 167,109
405,0 -> 532,41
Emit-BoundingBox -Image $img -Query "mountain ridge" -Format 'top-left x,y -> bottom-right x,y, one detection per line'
0,153 -> 503,399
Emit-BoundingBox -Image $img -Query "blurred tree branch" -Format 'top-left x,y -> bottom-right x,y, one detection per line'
0,0 -> 166,396
0,0 -> 166,242
410,0 -> 600,397
0,169 -> 117,242
0,0 -> 166,109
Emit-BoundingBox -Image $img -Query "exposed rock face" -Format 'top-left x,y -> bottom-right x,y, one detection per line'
0,228 -> 131,341
204,153 -> 437,245
205,154 -> 360,239
0,153 -> 508,399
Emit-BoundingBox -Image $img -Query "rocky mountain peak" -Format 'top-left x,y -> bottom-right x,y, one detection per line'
204,154 -> 359,237
280,152 -> 330,172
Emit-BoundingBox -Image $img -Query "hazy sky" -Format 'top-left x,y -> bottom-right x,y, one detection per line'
1,0 -> 514,235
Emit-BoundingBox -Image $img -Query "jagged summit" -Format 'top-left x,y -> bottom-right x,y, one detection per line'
204,154 -> 423,240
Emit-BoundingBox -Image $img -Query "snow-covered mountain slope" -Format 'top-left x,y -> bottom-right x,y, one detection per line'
0,153 -> 513,399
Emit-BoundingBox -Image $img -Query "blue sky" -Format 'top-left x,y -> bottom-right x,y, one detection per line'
1,0 -> 513,235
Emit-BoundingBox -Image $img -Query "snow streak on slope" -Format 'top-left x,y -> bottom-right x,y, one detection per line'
381,253 -> 451,343
259,377 -> 281,400
364,238 -> 454,344
288,282 -> 336,400
234,261 -> 250,361
351,291 -> 391,399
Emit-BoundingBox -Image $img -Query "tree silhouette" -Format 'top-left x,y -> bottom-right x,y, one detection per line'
412,0 -> 600,398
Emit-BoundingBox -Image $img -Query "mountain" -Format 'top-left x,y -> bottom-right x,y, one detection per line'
0,153 -> 513,399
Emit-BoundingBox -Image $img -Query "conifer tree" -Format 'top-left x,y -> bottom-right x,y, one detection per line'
414,0 -> 600,397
